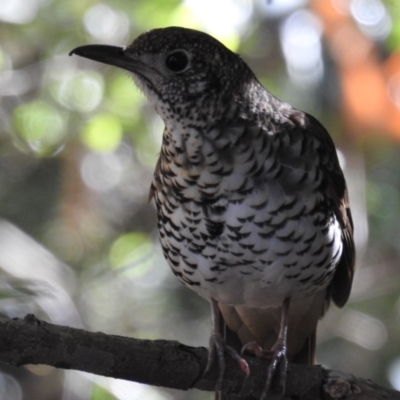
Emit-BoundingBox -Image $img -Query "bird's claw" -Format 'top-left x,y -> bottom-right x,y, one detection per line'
241,341 -> 266,358
242,339 -> 288,400
204,331 -> 250,393
261,340 -> 288,400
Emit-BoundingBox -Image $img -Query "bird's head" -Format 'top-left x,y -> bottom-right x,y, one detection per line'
70,27 -> 255,126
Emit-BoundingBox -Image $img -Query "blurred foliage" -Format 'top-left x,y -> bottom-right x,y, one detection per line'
1,0 -> 400,399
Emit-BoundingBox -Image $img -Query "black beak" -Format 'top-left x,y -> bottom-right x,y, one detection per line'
69,45 -> 132,71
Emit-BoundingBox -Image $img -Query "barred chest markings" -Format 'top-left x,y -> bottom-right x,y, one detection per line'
151,114 -> 343,307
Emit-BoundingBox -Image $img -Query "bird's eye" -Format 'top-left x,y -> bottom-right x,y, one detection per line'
165,51 -> 189,72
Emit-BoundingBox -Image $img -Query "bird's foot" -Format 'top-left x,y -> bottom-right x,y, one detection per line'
204,331 -> 250,394
242,339 -> 288,400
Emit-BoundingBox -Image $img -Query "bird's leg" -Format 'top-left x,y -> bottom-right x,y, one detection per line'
204,298 -> 250,393
260,296 -> 291,399
241,297 -> 291,399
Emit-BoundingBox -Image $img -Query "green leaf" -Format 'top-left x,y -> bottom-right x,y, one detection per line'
12,100 -> 67,155
107,73 -> 143,118
109,232 -> 154,274
81,113 -> 123,151
53,71 -> 104,113
90,383 -> 116,400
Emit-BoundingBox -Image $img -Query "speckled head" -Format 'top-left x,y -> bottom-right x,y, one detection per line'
127,27 -> 230,56
70,27 -> 255,125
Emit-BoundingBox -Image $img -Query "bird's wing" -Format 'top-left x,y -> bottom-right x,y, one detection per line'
217,109 -> 355,367
301,112 -> 355,308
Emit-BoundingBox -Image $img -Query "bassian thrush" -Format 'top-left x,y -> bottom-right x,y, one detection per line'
71,27 -> 355,399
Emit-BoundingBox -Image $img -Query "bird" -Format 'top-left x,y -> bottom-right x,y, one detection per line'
70,27 -> 355,399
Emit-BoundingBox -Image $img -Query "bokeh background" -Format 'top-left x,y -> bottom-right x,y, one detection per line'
0,0 -> 400,399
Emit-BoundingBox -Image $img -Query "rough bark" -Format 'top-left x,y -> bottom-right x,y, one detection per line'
0,314 -> 398,399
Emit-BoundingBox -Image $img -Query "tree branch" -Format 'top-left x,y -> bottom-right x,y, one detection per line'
0,315 -> 398,399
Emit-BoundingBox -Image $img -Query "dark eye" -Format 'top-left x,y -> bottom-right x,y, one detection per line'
165,50 -> 189,72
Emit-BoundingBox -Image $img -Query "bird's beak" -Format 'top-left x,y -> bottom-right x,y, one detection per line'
69,45 -> 135,72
